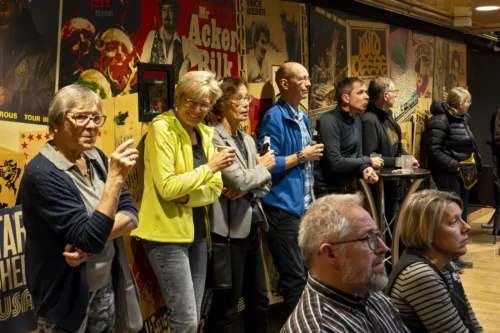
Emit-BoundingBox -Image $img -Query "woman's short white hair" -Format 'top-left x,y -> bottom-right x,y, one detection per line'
299,193 -> 364,266
48,84 -> 103,134
174,71 -> 222,107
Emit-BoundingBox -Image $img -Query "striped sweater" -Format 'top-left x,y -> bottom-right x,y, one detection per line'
389,262 -> 483,333
281,275 -> 410,333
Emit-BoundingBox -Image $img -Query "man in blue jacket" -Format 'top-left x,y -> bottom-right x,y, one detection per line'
258,62 -> 324,315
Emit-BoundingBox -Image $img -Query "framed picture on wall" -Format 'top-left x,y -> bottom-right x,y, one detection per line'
346,20 -> 390,79
137,62 -> 175,122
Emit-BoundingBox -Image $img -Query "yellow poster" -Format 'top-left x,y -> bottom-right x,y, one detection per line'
0,148 -> 24,208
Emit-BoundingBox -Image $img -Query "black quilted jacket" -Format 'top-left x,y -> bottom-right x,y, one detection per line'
424,101 -> 475,173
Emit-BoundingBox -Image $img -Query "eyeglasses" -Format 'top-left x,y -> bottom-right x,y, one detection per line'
66,113 -> 107,127
231,95 -> 253,105
386,89 -> 399,95
293,76 -> 311,82
325,230 -> 382,252
184,98 -> 212,112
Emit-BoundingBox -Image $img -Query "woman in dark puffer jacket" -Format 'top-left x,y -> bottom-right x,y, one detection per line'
424,87 -> 475,270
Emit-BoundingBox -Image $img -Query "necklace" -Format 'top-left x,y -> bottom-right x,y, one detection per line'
50,141 -> 92,179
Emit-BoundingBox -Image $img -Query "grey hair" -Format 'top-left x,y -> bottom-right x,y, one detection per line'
174,71 -> 222,107
299,193 -> 364,266
48,84 -> 103,134
368,76 -> 393,101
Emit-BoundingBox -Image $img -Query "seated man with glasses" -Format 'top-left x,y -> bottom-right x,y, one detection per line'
282,193 -> 409,333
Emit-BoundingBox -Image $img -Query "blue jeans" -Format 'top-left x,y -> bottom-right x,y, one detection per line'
143,238 -> 208,333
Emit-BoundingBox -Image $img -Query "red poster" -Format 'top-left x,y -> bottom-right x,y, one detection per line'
139,0 -> 239,81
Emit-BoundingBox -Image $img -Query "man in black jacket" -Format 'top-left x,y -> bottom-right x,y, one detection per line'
314,77 -> 382,198
362,77 -> 418,222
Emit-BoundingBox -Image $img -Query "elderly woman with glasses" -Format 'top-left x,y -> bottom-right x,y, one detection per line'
385,190 -> 483,333
20,84 -> 139,333
131,71 -> 235,333
206,77 -> 275,332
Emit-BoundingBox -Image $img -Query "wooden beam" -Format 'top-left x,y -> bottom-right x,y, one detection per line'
471,27 -> 500,33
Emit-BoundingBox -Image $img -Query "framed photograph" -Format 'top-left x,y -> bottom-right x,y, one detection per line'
137,62 -> 175,122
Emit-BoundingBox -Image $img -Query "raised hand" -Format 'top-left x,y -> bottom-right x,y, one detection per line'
207,147 -> 236,173
108,139 -> 139,181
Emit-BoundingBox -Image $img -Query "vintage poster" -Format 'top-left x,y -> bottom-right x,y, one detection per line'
245,0 -> 305,84
412,33 -> 434,100
18,131 -> 51,167
400,121 -> 413,155
447,43 -> 467,91
396,90 -> 419,123
0,0 -> 59,125
140,0 -> 238,82
412,33 -> 434,114
0,205 -> 37,333
59,0 -> 141,96
412,110 -> 426,160
347,20 -> 389,79
309,6 -> 348,113
0,148 -> 23,209
433,37 -> 449,102
389,27 -> 418,120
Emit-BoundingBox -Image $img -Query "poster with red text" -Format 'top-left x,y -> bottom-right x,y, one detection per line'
139,0 -> 239,82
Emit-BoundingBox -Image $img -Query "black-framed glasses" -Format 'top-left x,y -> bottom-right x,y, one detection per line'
326,230 -> 382,252
184,98 -> 212,112
231,95 -> 253,105
66,113 -> 107,127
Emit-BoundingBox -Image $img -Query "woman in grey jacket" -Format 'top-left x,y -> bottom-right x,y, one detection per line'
207,77 -> 275,333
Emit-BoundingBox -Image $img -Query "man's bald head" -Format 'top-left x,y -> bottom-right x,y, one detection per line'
275,62 -> 310,108
275,62 -> 302,88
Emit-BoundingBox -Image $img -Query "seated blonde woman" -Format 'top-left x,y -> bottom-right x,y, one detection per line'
385,190 -> 483,333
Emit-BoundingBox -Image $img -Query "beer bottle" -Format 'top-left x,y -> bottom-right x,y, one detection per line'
311,129 -> 320,145
260,133 -> 271,156
395,142 -> 403,169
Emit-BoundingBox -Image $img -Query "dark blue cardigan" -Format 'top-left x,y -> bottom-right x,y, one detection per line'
20,147 -> 137,332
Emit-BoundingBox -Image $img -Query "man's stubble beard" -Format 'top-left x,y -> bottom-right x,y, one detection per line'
341,256 -> 388,293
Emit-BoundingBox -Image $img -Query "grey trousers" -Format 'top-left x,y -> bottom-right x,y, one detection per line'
37,280 -> 115,333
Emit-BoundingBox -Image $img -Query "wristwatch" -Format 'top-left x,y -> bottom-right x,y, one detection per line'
296,151 -> 307,164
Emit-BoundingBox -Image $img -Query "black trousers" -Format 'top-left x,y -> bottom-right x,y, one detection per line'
206,224 -> 269,333
263,206 -> 307,316
433,171 -> 469,221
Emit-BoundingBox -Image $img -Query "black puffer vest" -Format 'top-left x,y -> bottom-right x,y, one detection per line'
385,248 -> 475,333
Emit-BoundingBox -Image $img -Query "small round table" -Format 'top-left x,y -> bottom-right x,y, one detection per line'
358,168 -> 431,266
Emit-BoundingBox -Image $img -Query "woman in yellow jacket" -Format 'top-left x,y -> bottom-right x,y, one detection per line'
131,71 -> 235,333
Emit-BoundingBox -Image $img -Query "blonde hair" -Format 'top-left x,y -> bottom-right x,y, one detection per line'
396,190 -> 463,250
298,193 -> 364,266
174,71 -> 222,107
48,84 -> 103,134
447,87 -> 471,114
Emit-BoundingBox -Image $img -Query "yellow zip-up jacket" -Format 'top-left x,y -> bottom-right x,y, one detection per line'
131,110 -> 223,243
